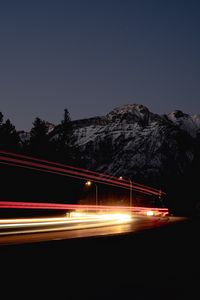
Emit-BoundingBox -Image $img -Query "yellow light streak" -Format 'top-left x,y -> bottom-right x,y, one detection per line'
0,212 -> 132,235
146,210 -> 154,216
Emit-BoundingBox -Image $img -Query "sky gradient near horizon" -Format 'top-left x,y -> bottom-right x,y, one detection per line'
0,0 -> 200,130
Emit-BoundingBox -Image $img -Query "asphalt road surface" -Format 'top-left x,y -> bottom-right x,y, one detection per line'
1,214 -> 199,300
0,213 -> 181,246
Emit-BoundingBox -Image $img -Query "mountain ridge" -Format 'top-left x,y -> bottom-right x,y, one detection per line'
17,103 -> 200,214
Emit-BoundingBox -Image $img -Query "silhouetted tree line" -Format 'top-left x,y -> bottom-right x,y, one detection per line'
0,109 -> 84,213
0,108 -> 80,165
0,112 -> 20,151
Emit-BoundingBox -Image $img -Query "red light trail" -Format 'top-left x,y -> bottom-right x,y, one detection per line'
0,150 -> 169,217
0,201 -> 169,216
0,150 -> 165,197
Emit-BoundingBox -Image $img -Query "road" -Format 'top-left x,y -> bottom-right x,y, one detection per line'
0,211 -> 183,246
1,212 -> 199,300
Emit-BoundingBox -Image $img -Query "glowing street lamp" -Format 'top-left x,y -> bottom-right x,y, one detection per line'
85,180 -> 92,187
85,180 -> 98,206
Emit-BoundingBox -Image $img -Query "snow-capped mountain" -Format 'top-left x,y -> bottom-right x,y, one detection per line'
67,105 -> 199,182
17,103 -> 200,213
19,104 -> 200,186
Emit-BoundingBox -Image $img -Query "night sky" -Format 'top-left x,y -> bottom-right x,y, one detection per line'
0,0 -> 200,130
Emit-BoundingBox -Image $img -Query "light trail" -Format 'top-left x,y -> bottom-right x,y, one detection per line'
0,149 -> 169,235
0,150 -> 166,197
0,155 -> 158,196
0,201 -> 169,216
0,214 -> 183,246
0,150 -> 116,181
0,158 -> 156,196
0,212 -> 132,236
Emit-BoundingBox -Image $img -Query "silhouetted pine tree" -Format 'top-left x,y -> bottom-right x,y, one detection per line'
29,117 -> 50,157
0,115 -> 20,151
56,108 -> 79,164
57,109 -> 71,146
0,112 -> 3,125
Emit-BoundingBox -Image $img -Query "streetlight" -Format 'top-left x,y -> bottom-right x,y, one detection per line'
85,180 -> 98,206
129,179 -> 133,207
158,189 -> 164,207
119,176 -> 133,207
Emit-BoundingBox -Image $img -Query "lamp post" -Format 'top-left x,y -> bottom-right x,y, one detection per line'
159,189 -> 164,207
129,179 -> 133,207
119,176 -> 133,207
85,180 -> 98,206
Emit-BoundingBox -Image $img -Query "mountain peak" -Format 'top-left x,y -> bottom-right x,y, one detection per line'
168,110 -> 189,120
167,110 -> 200,137
106,104 -> 150,125
107,104 -> 149,116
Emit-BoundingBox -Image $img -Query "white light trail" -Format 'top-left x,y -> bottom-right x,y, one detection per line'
0,212 -> 132,235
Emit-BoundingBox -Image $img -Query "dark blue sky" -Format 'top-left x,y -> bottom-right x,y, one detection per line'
0,0 -> 200,130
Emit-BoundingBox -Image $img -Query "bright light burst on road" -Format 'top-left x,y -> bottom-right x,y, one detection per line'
68,211 -> 88,218
69,211 -> 132,222
146,210 -> 154,216
114,213 -> 132,222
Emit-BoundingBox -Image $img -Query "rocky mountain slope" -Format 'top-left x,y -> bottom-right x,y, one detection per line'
69,104 -> 199,179
68,104 -> 200,214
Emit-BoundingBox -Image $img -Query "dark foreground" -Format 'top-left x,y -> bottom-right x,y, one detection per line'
1,218 -> 200,299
